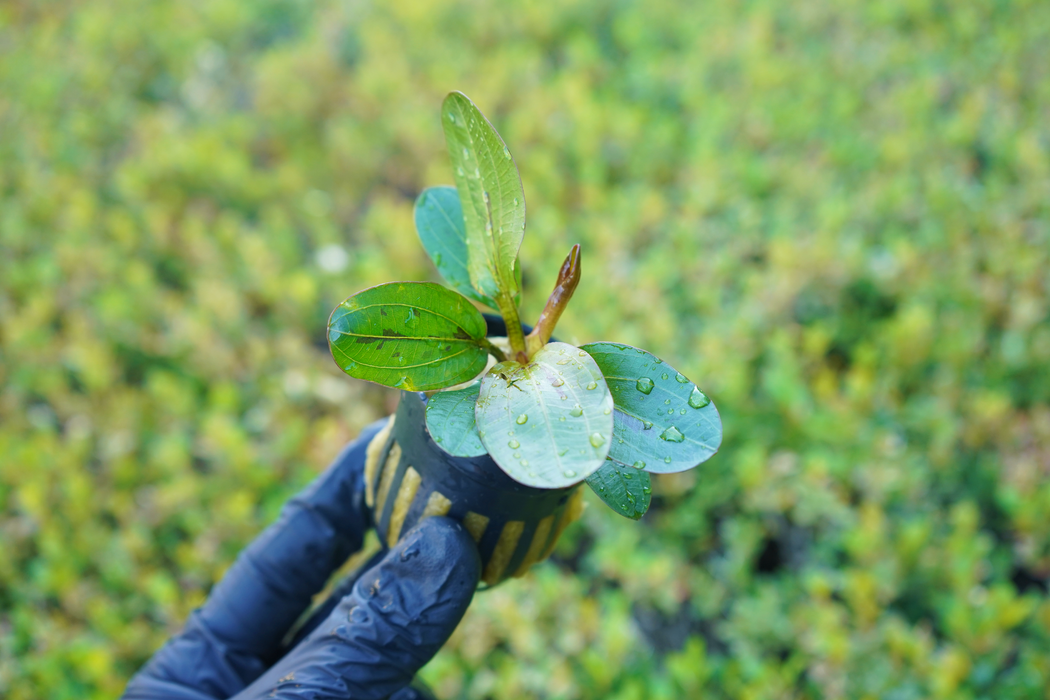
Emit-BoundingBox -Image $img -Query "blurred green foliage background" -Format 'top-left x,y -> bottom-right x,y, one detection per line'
2,0 -> 1049,697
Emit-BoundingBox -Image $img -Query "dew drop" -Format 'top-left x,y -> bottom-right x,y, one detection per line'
570,405 -> 584,417
667,408 -> 675,415
623,472 -> 633,480
604,408 -> 612,415
473,167 -> 480,178
447,112 -> 456,123
434,436 -> 442,443
659,426 -> 685,443
558,448 -> 569,456
513,451 -> 522,459
688,386 -> 711,409
675,373 -> 689,383
521,460 -> 529,467
632,460 -> 646,469
462,147 -> 469,158
664,456 -> 672,463
563,469 -> 576,478
516,413 -> 528,425
680,408 -> 687,415
503,146 -> 511,159
642,420 -> 654,430
661,373 -> 669,380
394,376 -> 410,388
636,377 -> 654,395
643,485 -> 652,495
589,432 -> 605,448
508,439 -> 520,449
559,416 -> 566,421
585,381 -> 597,390
456,166 -> 465,176
578,351 -> 587,357
513,197 -> 519,206
654,358 -> 663,364
664,399 -> 671,405
552,377 -> 565,387
556,358 -> 571,366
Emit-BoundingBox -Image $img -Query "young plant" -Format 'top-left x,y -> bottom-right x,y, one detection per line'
328,91 -> 722,519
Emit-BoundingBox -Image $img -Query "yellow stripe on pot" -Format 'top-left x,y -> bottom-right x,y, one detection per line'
364,417 -> 395,508
386,466 -> 421,547
462,511 -> 489,542
512,514 -> 555,578
539,488 -> 586,562
420,490 -> 452,519
482,520 -> 524,585
373,441 -> 402,523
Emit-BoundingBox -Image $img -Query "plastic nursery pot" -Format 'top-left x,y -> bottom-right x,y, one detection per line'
364,391 -> 584,588
362,316 -> 585,588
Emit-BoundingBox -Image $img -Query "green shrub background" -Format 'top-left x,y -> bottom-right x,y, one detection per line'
2,0 -> 1049,697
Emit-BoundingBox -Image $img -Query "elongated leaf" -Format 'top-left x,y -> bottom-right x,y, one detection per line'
442,91 -> 525,302
586,460 -> 651,520
414,186 -> 497,309
580,342 -> 722,474
476,342 -> 614,488
425,382 -> 487,457
328,282 -> 488,391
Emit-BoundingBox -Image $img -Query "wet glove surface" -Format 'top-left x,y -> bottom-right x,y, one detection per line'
122,419 -> 480,700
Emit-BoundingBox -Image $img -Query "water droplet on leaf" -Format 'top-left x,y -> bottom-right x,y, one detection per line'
552,377 -> 565,387
585,381 -> 597,390
508,439 -> 520,449
503,146 -> 511,159
632,460 -> 646,469
688,386 -> 711,409
636,377 -> 654,394
675,373 -> 689,383
660,426 -> 685,443
516,414 -> 528,425
563,469 -> 576,478
589,432 -> 605,447
642,420 -> 654,430
570,405 -> 583,417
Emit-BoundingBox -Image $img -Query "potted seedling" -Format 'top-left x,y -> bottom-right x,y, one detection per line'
327,92 -> 722,586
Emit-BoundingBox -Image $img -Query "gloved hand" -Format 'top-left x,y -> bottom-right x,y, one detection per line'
123,419 -> 480,700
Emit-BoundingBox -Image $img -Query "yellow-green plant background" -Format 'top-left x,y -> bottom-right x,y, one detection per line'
2,1 -> 1049,698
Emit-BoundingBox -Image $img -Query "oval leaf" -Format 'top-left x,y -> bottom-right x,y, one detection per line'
442,91 -> 525,302
425,382 -> 487,457
328,282 -> 488,391
586,460 -> 651,520
580,342 -> 722,474
476,342 -> 614,489
414,186 -> 497,309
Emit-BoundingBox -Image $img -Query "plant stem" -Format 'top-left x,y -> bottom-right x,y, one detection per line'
496,293 -> 528,362
479,337 -> 508,364
525,244 -> 581,357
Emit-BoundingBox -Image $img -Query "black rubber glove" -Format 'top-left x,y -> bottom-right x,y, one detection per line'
122,419 -> 480,700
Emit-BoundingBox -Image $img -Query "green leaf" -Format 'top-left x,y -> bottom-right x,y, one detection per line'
442,91 -> 525,302
476,342 -> 614,488
425,382 -> 487,457
328,282 -> 489,391
580,342 -> 722,474
414,186 -> 497,309
586,460 -> 651,520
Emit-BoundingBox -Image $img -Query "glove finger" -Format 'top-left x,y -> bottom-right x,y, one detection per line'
231,516 -> 480,700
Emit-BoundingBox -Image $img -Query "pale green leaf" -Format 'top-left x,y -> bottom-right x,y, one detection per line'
425,382 -> 487,457
586,460 -> 651,520
580,342 -> 722,473
476,342 -> 614,488
414,186 -> 497,309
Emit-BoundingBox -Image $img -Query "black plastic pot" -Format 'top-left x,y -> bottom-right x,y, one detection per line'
365,389 -> 583,587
